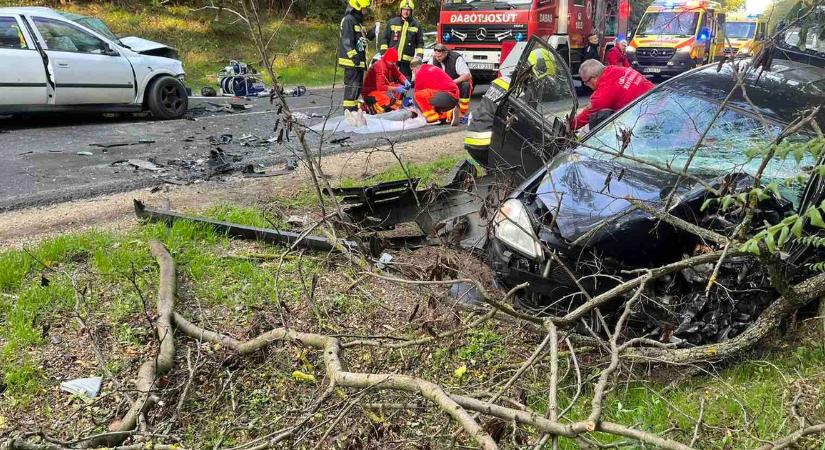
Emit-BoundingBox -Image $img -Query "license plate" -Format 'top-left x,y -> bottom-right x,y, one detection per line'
644,67 -> 662,73
468,62 -> 496,71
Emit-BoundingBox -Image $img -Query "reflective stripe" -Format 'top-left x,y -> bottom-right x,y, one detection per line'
343,99 -> 359,107
459,99 -> 470,103
398,20 -> 409,58
390,25 -> 403,31
414,48 -> 424,55
380,44 -> 388,50
464,136 -> 492,147
338,58 -> 365,68
346,49 -> 358,57
492,78 -> 510,90
354,25 -> 363,32
408,27 -> 418,32
400,53 -> 413,62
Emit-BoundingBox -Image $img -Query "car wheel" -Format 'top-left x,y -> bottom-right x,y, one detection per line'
146,76 -> 188,120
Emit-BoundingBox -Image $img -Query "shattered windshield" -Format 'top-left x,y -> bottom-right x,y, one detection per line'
580,88 -> 815,204
637,12 -> 699,36
725,22 -> 756,39
58,11 -> 122,44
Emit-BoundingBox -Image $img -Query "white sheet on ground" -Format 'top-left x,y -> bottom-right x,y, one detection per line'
310,109 -> 428,135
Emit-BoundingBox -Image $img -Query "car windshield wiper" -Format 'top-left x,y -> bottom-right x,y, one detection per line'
494,3 -> 514,9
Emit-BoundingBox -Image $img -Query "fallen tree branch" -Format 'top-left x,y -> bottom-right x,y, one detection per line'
82,240 -> 176,448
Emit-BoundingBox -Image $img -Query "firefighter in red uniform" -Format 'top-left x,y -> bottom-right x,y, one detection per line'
606,39 -> 631,67
380,0 -> 424,80
431,43 -> 472,118
409,57 -> 460,125
573,59 -> 654,130
361,48 -> 411,114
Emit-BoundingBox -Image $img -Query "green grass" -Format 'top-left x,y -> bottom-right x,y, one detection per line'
338,154 -> 466,188
0,204 -> 320,403
58,4 -> 340,90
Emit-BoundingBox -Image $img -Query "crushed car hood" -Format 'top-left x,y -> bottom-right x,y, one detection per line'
535,152 -> 693,242
119,37 -> 179,60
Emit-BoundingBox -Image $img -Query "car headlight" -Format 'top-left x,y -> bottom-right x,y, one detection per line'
738,46 -> 750,55
626,46 -> 636,53
494,199 -> 543,260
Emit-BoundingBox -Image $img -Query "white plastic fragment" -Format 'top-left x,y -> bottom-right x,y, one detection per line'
60,376 -> 102,398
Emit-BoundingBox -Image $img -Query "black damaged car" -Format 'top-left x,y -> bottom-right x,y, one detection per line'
486,38 -> 825,345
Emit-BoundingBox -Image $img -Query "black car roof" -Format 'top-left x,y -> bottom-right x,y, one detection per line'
664,59 -> 825,126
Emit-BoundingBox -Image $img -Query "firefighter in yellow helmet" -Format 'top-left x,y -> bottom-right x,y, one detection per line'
339,0 -> 375,112
380,0 -> 424,80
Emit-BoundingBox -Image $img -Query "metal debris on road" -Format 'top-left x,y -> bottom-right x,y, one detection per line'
127,159 -> 164,172
77,151 -> 94,156
89,140 -> 155,149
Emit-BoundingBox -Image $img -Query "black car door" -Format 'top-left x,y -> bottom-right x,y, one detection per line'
489,36 -> 577,182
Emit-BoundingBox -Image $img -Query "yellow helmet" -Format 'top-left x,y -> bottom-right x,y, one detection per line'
400,0 -> 415,10
349,0 -> 371,10
527,48 -> 556,80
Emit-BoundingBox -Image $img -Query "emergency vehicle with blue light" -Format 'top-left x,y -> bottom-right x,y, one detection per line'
626,0 -> 727,76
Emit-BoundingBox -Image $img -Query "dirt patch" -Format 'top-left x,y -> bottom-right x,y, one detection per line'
0,132 -> 464,249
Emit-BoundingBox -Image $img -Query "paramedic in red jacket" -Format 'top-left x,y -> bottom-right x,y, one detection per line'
362,48 -> 411,114
573,59 -> 654,130
410,57 -> 460,125
606,40 -> 631,67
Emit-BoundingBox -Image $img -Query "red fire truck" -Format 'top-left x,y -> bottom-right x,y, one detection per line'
437,0 -> 630,82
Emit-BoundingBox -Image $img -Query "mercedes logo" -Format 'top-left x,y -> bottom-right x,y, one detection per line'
476,28 -> 487,40
651,49 -> 660,56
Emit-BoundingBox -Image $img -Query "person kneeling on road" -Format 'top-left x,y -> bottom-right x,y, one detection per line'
410,57 -> 460,126
362,48 -> 411,114
573,59 -> 653,130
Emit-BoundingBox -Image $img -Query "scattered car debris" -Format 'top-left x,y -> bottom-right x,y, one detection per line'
201,86 -> 217,97
60,377 -> 102,399
325,160 -> 490,252
375,252 -> 393,269
449,281 -> 485,307
77,151 -> 94,156
286,159 -> 299,171
286,215 -> 308,227
127,159 -> 164,172
241,164 -> 290,178
90,140 -> 155,149
134,200 -> 358,253
208,134 -> 234,145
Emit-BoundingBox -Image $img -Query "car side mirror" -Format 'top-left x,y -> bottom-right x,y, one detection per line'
104,43 -> 119,56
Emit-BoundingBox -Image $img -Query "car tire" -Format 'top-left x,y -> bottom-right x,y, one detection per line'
146,76 -> 188,120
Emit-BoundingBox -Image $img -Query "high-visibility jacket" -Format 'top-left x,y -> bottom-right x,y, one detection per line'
338,7 -> 373,69
464,76 -> 510,152
414,64 -> 459,97
380,16 -> 424,62
573,66 -> 653,129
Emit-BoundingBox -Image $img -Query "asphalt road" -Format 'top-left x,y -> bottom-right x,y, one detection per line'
0,85 -> 583,211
